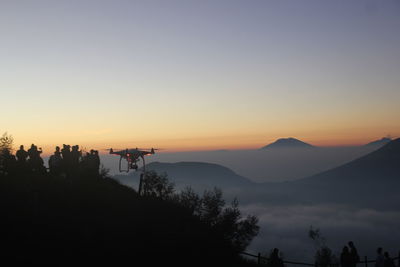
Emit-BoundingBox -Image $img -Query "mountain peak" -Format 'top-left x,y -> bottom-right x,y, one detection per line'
260,137 -> 314,150
365,137 -> 392,147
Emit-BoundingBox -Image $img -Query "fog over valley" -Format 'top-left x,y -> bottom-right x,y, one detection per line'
111,138 -> 400,261
101,138 -> 386,182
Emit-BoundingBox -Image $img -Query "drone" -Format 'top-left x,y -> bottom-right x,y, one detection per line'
108,147 -> 158,195
108,147 -> 157,173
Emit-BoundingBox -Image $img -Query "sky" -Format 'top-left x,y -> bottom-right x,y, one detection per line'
1,0 -> 400,153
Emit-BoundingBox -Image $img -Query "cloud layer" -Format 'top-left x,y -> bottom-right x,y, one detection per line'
242,204 -> 400,263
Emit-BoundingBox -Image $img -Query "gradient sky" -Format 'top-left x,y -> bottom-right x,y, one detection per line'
1,0 -> 399,152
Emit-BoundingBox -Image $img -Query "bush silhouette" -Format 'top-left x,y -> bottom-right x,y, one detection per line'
139,171 -> 260,254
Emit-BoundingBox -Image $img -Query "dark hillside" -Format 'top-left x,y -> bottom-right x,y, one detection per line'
298,138 -> 400,185
114,161 -> 254,193
276,138 -> 400,208
0,173 -> 253,266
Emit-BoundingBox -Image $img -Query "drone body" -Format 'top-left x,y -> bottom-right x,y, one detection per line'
109,148 -> 156,173
108,147 -> 158,195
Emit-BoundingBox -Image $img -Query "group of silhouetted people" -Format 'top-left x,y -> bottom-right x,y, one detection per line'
375,247 -> 396,267
0,144 -> 46,175
340,242 -> 397,267
267,243 -> 398,267
49,144 -> 100,176
341,242 -> 360,267
0,144 -> 101,177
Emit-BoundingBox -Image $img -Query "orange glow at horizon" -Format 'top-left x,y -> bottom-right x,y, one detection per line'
8,128 -> 399,157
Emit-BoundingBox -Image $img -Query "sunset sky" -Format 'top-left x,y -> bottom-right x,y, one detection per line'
1,0 -> 399,153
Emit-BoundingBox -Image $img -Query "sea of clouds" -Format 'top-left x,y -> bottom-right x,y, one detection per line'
242,204 -> 400,263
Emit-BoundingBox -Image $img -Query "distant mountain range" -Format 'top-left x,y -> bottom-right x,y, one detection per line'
259,137 -> 393,150
364,137 -> 392,147
260,137 -> 314,150
266,138 -> 400,208
299,137 -> 399,185
113,138 -> 400,209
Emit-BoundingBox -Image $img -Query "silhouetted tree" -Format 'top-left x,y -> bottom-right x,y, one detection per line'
309,226 -> 338,267
0,132 -> 14,175
200,187 -> 225,225
142,171 -> 175,199
140,172 -> 259,253
176,186 -> 259,252
99,164 -> 111,179
0,132 -> 13,152
177,186 -> 202,216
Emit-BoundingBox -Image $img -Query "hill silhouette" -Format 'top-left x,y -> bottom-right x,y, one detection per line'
364,137 -> 392,147
260,138 -> 314,150
299,138 -> 400,184
0,170 -> 258,266
264,138 -> 400,208
115,161 -> 254,191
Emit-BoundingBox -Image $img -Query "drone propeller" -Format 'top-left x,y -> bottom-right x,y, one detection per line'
102,147 -> 163,154
102,148 -> 129,154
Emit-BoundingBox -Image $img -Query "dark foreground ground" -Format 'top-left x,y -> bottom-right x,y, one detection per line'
0,172 -> 256,266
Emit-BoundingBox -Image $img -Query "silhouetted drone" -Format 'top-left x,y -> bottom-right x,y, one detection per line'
108,148 -> 157,173
107,147 -> 159,195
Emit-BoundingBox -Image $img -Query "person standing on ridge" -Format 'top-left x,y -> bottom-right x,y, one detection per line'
61,144 -> 72,174
341,246 -> 352,267
27,144 -> 45,173
268,248 -> 284,267
16,145 -> 29,172
376,248 -> 384,267
16,145 -> 28,164
348,241 -> 360,267
49,146 -> 63,175
383,252 -> 395,267
71,145 -> 81,169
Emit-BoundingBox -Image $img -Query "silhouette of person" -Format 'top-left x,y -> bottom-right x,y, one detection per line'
341,246 -> 352,267
27,144 -> 45,173
383,252 -> 395,267
16,145 -> 29,173
49,146 -> 63,175
376,248 -> 384,267
348,241 -> 359,267
16,145 -> 28,163
27,144 -> 37,159
61,144 -> 72,174
71,145 -> 81,170
85,150 -> 98,175
269,248 -> 284,267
